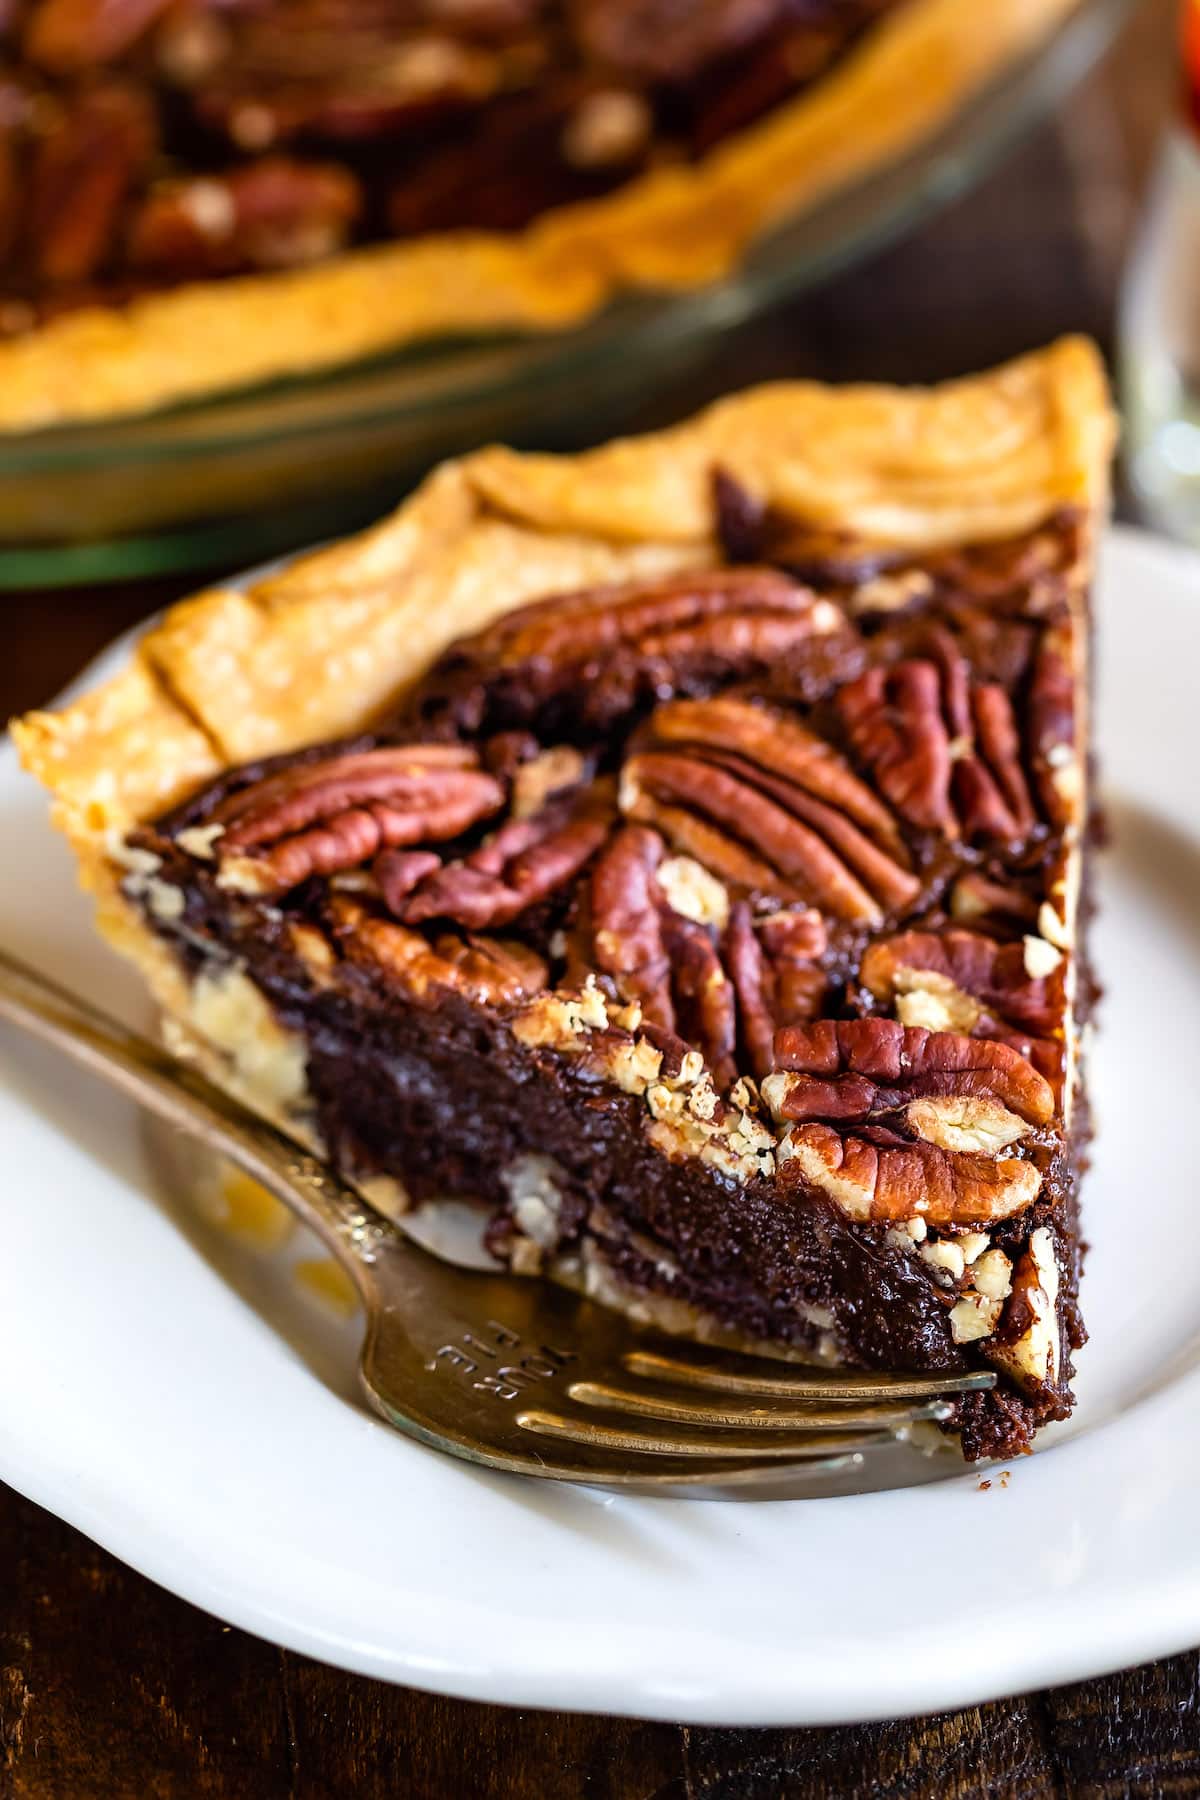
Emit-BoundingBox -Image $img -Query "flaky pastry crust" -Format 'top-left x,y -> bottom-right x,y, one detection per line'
14,339 -> 1113,1030
0,0 -> 1081,432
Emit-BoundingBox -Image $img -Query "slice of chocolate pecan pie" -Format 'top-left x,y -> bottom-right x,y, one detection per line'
16,339 -> 1114,1460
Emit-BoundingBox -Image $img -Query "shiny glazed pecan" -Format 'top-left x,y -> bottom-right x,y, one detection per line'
836,625 -> 1041,846
413,568 -> 862,736
723,900 -> 827,1078
568,825 -> 821,1086
24,0 -> 173,72
1027,625 -> 1080,829
330,895 -> 548,1005
764,1020 -> 1051,1226
776,1122 -> 1042,1226
583,823 -> 676,1031
767,1018 -> 1055,1128
620,696 -> 919,924
572,0 -> 786,82
198,744 -> 506,894
391,782 -> 614,928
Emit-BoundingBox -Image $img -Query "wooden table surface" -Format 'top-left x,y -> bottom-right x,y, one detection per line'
5,4 -> 1193,1794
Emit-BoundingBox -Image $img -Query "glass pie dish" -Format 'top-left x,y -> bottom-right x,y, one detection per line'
0,0 -> 1128,589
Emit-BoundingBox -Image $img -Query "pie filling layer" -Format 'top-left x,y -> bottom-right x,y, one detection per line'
120,485 -> 1095,1461
0,0 -> 899,333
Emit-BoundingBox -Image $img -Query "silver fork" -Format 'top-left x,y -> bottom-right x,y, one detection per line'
0,948 -> 993,1492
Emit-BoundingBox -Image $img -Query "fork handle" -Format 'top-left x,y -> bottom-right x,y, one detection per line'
0,946 -> 390,1293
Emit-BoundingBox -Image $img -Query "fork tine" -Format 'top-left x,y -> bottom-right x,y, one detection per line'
623,1347 -> 996,1402
515,1408 -> 899,1460
566,1380 -> 952,1431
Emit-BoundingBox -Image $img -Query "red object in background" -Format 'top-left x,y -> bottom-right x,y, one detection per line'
1182,0 -> 1200,126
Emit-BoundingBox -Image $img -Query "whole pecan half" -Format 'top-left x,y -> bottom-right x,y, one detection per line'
389,781 -> 614,929
582,823 -> 676,1031
25,82 -> 157,284
776,1122 -> 1042,1227
837,625 -> 1039,846
723,900 -> 827,1079
411,567 -> 862,738
189,10 -> 509,148
198,743 -> 506,895
660,906 -> 738,1088
620,696 -> 919,924
330,896 -> 547,1007
764,1018 -> 1051,1227
767,1018 -> 1055,1128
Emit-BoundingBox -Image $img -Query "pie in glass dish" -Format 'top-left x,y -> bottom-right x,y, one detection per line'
0,0 -> 1084,431
16,338 -> 1113,1460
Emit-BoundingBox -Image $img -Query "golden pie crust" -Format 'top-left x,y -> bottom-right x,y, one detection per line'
14,336 -> 1114,1039
0,0 -> 1082,432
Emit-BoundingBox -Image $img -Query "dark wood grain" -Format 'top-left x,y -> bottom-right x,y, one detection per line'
6,3 -> 1198,1794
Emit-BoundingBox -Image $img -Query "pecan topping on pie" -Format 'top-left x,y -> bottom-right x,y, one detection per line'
763,1020 -> 1052,1227
418,568 -> 862,737
836,618 -> 1064,848
23,347 -> 1107,1465
859,925 -> 1066,1087
621,696 -> 918,923
0,0 -> 906,332
394,782 -> 614,928
201,744 -> 506,895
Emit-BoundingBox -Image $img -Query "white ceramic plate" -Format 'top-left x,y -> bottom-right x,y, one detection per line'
2,523 -> 1198,1726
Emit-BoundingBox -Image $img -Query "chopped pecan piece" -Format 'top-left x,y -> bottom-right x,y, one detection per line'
621,697 -> 919,924
988,1226 -> 1063,1391
949,871 -> 1039,930
412,568 -> 862,737
860,928 -> 1064,1038
127,157 -> 362,278
198,744 -> 506,895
